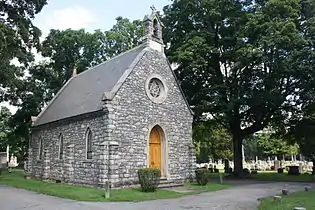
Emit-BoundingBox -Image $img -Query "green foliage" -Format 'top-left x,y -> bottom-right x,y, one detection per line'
1,170 -> 230,201
256,132 -> 299,158
0,0 -> 47,102
138,168 -> 161,192
194,122 -> 232,163
195,168 -> 209,186
0,106 -> 11,151
163,0 -> 315,174
291,113 -> 315,166
243,136 -> 264,160
7,17 -> 144,161
243,131 -> 299,160
259,190 -> 315,210
104,17 -> 144,58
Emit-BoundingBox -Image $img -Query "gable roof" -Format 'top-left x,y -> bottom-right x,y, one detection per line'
33,42 -> 194,127
33,44 -> 146,126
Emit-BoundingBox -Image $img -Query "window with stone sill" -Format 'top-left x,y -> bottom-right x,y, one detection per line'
38,136 -> 43,160
86,128 -> 93,159
59,133 -> 64,160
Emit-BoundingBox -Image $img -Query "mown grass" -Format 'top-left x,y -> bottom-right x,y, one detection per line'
208,170 -> 315,182
250,171 -> 315,182
258,190 -> 315,210
0,170 -> 231,202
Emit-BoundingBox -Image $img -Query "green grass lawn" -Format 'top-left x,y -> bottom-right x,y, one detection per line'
208,171 -> 315,182
0,170 -> 230,202
258,190 -> 315,210
250,172 -> 315,182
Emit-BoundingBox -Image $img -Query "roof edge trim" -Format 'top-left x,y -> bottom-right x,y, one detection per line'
104,47 -> 149,100
165,59 -> 195,116
33,77 -> 75,126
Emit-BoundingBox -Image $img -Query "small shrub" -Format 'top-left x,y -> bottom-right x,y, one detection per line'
208,168 -> 214,173
251,170 -> 258,175
138,168 -> 161,192
277,168 -> 284,173
214,168 -> 219,173
188,174 -> 194,183
288,166 -> 300,175
195,168 -> 208,185
243,168 -> 250,175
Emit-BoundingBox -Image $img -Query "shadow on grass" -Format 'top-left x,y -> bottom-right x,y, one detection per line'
208,171 -> 315,183
0,170 -> 231,202
258,190 -> 315,210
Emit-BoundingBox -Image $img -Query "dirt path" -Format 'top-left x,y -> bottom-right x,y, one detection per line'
0,182 -> 313,210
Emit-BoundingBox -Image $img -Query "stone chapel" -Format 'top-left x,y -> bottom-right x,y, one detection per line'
26,10 -> 196,187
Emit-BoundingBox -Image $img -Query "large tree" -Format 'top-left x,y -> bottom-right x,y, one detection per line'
104,16 -> 144,59
256,132 -> 299,159
163,0 -> 315,176
194,122 -> 232,163
0,0 -> 47,102
289,103 -> 315,173
8,17 -> 144,160
0,106 -> 11,151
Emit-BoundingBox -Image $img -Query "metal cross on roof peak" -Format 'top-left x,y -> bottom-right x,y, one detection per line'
150,5 -> 156,12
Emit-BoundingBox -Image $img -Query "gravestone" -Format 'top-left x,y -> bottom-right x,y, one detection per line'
299,163 -> 303,173
224,159 -> 231,174
274,160 -> 281,171
0,152 -> 7,170
288,166 -> 300,175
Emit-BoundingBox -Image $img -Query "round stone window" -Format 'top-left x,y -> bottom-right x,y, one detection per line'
145,74 -> 168,103
148,78 -> 162,98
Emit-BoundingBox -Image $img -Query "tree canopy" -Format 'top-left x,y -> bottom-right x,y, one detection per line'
194,122 -> 232,163
0,106 -> 11,151
163,0 -> 315,175
7,17 -> 144,160
0,0 -> 47,102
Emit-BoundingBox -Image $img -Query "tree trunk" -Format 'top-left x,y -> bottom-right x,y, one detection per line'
232,134 -> 243,177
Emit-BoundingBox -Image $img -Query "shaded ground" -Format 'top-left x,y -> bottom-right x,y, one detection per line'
1,182 -> 314,210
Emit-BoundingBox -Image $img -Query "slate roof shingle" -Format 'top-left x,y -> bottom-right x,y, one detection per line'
33,44 -> 146,126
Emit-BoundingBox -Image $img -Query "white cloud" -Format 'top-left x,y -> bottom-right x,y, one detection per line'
0,102 -> 18,114
36,6 -> 97,39
47,7 -> 96,30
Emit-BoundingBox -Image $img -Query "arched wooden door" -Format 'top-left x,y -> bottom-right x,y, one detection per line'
149,126 -> 162,170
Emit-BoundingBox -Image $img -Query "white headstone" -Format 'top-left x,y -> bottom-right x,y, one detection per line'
6,145 -> 9,162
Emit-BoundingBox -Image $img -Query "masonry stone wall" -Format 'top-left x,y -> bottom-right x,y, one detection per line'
28,113 -> 108,187
107,48 -> 196,187
28,48 -> 196,188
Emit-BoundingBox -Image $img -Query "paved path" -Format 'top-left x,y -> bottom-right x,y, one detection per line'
0,182 -> 313,210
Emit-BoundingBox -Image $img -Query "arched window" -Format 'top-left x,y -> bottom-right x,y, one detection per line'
86,128 -> 93,159
153,19 -> 158,37
39,136 -> 43,160
59,133 -> 64,159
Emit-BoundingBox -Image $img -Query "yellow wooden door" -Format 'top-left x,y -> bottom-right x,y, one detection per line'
149,127 -> 161,170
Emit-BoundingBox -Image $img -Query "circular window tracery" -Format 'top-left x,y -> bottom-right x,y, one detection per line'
145,74 -> 168,104
149,78 -> 162,98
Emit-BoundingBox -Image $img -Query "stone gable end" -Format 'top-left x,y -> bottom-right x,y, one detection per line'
107,48 -> 195,186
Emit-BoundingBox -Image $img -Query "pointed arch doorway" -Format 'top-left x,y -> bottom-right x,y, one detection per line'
148,125 -> 167,178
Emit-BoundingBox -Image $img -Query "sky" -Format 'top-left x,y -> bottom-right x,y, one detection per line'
1,0 -> 172,113
34,0 -> 172,38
